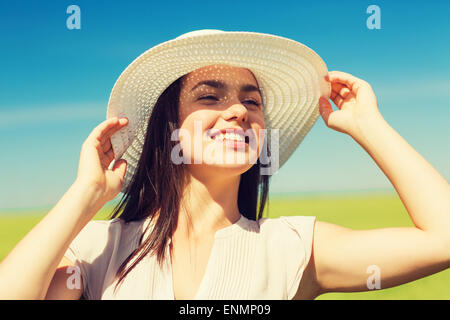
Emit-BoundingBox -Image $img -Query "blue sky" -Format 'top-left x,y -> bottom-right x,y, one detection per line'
1,0 -> 449,210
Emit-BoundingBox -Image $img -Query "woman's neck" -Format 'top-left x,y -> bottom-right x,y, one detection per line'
174,170 -> 242,241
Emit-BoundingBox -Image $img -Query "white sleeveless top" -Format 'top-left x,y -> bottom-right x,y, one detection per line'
64,214 -> 316,300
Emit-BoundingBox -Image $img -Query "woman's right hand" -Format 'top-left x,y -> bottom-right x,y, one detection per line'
75,117 -> 129,203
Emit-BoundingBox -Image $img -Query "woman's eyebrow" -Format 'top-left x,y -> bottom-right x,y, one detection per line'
190,80 -> 261,95
240,83 -> 261,94
190,80 -> 225,92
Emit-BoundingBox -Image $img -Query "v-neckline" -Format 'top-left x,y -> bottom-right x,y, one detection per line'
167,214 -> 246,300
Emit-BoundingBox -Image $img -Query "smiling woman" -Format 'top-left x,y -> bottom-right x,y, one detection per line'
0,29 -> 448,300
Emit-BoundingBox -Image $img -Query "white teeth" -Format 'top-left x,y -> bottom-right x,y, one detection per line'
212,132 -> 245,142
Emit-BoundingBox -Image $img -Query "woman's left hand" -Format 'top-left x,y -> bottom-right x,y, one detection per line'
319,71 -> 384,139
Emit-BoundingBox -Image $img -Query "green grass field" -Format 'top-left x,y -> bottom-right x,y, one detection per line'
1,192 -> 449,299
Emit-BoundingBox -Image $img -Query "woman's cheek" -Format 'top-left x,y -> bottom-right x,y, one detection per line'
178,118 -> 213,164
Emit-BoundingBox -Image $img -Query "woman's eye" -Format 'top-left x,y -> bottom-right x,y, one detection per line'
198,95 -> 261,108
244,100 -> 261,107
198,95 -> 218,101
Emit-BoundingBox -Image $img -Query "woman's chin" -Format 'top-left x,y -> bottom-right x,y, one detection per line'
188,161 -> 255,175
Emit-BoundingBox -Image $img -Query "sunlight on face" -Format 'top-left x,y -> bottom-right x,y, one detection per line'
177,64 -> 266,176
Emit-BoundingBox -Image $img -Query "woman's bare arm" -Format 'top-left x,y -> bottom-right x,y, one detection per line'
0,117 -> 128,299
308,71 -> 450,294
0,181 -> 104,299
45,256 -> 84,300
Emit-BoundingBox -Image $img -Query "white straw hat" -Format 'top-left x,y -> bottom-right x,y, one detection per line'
106,29 -> 331,193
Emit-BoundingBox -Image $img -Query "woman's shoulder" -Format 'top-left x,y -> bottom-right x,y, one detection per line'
78,218 -> 122,242
251,215 -> 316,254
256,215 -> 316,236
70,218 -> 146,258
82,217 -> 147,233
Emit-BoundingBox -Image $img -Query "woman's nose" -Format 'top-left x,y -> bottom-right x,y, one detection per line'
223,101 -> 248,122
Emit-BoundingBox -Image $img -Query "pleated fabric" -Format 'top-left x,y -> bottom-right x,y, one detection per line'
64,214 -> 315,300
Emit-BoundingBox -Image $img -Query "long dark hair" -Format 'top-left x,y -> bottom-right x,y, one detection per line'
109,74 -> 271,291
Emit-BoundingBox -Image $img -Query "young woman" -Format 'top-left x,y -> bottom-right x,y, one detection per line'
0,30 -> 448,300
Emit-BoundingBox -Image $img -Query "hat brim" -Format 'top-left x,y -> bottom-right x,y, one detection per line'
106,30 -> 331,193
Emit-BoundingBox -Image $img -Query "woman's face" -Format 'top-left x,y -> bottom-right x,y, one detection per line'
177,64 -> 266,176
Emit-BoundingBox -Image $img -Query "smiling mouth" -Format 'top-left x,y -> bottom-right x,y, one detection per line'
208,132 -> 250,144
